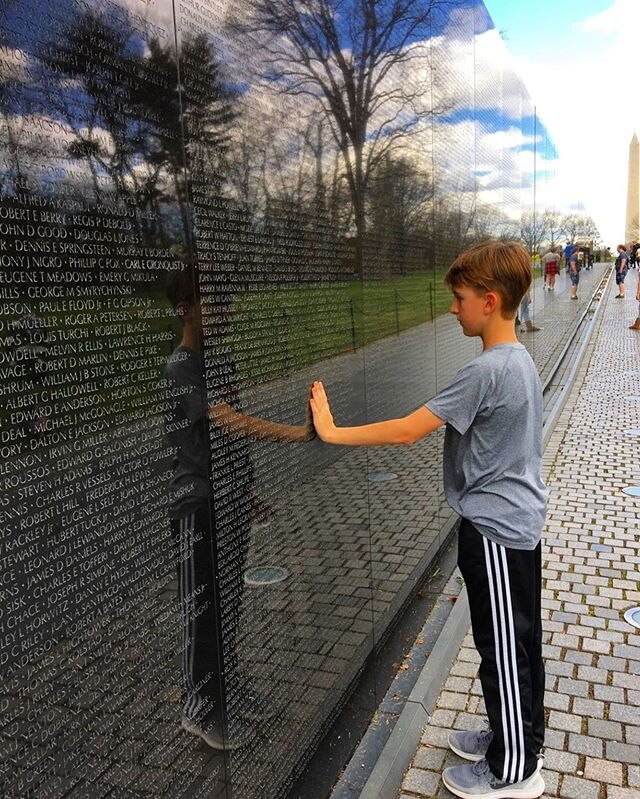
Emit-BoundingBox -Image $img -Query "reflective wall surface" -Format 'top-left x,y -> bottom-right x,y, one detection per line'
0,1 -> 557,797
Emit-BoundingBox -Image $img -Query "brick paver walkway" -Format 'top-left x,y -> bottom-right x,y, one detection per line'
399,280 -> 640,799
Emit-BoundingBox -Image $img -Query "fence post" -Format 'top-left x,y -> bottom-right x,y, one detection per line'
394,288 -> 400,335
429,282 -> 434,321
349,298 -> 357,351
281,308 -> 291,373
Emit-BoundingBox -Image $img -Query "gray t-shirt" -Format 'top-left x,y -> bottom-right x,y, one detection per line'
426,343 -> 547,550
163,346 -> 253,519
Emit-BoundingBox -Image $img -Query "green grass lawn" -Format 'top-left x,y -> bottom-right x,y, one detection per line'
0,271 -> 452,437
230,271 -> 452,385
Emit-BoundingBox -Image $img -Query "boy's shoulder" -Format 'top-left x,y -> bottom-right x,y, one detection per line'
164,346 -> 201,380
473,344 -> 537,387
474,343 -> 529,368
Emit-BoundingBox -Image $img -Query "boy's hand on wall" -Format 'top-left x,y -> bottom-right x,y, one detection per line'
310,381 -> 335,441
301,384 -> 318,441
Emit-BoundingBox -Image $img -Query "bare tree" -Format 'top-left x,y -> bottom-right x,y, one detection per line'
561,212 -> 600,244
233,0 -> 456,272
520,211 -> 548,256
541,210 -> 564,249
368,154 -> 433,274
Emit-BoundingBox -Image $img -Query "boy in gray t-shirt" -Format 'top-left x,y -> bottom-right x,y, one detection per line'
311,240 -> 547,799
164,267 -> 314,751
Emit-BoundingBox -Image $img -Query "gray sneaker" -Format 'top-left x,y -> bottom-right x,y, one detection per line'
181,716 -> 254,751
449,729 -> 494,761
442,758 -> 545,799
449,731 -> 544,771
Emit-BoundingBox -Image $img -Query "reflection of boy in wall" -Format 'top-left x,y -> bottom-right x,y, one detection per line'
164,267 -> 314,750
310,241 -> 547,799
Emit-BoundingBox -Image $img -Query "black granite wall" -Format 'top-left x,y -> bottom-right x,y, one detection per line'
0,1 -> 554,797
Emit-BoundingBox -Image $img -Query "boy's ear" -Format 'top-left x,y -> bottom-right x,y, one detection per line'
484,291 -> 500,314
176,301 -> 189,318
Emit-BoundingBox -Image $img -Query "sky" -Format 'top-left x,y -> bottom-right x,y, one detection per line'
485,0 -> 639,246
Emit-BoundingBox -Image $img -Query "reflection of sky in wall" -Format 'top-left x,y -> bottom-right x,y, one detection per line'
0,0 -> 555,211
309,0 -> 487,51
0,0 -> 175,126
435,105 -> 556,192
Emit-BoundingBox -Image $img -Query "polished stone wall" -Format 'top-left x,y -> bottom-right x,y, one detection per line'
0,1 -> 556,797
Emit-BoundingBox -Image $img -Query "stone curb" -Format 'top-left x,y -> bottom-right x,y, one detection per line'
357,586 -> 470,799
541,268 -> 613,450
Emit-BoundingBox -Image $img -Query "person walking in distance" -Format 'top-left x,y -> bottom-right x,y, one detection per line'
615,245 -> 629,298
310,240 -> 547,799
541,248 -> 560,290
519,288 -> 540,332
568,246 -> 580,299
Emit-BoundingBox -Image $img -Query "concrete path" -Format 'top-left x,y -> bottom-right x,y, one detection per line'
398,275 -> 640,799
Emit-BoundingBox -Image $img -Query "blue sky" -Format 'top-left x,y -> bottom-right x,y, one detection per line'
483,0 -> 640,244
484,0 -> 611,57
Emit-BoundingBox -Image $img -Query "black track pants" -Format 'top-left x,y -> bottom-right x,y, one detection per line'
457,519 -> 545,783
170,500 -> 249,725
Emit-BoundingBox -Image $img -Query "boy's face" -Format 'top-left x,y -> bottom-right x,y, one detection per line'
449,284 -> 494,337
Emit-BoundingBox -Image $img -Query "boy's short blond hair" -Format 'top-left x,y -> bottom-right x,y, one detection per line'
444,240 -> 532,317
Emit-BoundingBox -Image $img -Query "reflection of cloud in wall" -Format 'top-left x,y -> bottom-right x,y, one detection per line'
0,0 -> 554,228
430,115 -> 556,202
0,45 -> 33,86
103,0 -> 174,43
0,112 -> 118,196
430,24 -> 529,120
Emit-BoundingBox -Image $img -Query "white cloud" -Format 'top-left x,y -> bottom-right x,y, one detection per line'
511,0 -> 640,245
578,0 -> 640,35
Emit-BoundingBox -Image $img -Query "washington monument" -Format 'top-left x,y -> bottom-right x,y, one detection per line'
627,133 -> 640,242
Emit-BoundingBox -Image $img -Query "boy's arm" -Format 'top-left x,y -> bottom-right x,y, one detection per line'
207,402 -> 315,442
310,381 -> 445,446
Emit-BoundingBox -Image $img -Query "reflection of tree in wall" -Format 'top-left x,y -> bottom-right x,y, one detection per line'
517,210 -> 600,255
226,114 -> 351,237
236,0 -> 450,274
542,211 -> 564,249
561,213 -> 600,245
520,211 -> 547,256
0,53 -> 37,196
38,10 -> 236,246
368,155 -> 433,275
433,190 -> 482,260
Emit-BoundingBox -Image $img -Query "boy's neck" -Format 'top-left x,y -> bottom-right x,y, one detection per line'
481,317 -> 519,350
180,322 -> 201,351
